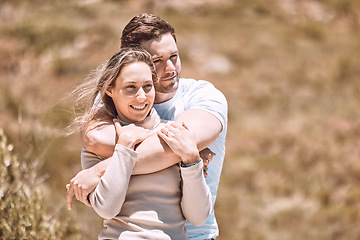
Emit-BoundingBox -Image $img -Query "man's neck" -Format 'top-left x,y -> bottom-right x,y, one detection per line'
154,91 -> 176,104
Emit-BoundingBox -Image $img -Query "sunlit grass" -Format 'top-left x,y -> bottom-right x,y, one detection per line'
0,0 -> 360,239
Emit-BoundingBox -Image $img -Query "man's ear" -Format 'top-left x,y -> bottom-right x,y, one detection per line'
105,87 -> 113,97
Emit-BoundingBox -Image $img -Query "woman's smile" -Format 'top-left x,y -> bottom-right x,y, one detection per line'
107,61 -> 155,123
130,104 -> 148,110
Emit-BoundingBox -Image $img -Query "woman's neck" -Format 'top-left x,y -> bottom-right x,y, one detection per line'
117,108 -> 161,130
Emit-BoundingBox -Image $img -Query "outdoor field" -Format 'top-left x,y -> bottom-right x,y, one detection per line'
0,0 -> 359,239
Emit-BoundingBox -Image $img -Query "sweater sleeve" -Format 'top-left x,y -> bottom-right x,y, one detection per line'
180,160 -> 212,226
85,144 -> 138,219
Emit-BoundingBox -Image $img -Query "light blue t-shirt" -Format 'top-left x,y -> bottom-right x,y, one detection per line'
154,78 -> 228,240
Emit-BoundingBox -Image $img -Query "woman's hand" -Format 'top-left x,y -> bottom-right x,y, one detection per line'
157,121 -> 200,165
114,119 -> 152,150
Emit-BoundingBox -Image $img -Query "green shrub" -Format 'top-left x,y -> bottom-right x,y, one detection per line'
0,129 -> 80,240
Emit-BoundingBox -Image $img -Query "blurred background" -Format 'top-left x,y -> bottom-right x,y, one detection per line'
1,0 -> 360,239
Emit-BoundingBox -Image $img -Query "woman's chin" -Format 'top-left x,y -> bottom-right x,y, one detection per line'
132,114 -> 148,123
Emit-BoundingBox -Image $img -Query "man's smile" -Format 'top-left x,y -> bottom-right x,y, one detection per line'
160,73 -> 177,82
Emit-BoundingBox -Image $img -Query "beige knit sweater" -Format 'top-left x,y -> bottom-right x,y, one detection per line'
81,109 -> 212,240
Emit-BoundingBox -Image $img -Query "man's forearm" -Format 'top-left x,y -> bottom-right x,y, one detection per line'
175,109 -> 222,150
133,109 -> 222,174
83,109 -> 222,175
132,134 -> 181,175
84,126 -> 180,175
83,123 -> 116,158
93,158 -> 110,175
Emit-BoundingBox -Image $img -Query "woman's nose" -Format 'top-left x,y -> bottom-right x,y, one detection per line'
136,88 -> 146,101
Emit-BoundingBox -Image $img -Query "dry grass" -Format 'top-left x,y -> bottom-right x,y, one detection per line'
0,0 -> 359,239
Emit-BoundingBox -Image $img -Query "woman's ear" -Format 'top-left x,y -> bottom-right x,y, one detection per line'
105,87 -> 113,97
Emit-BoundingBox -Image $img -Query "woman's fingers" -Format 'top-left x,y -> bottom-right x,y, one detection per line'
180,121 -> 191,132
113,119 -> 122,134
159,121 -> 194,143
164,122 -> 183,136
159,124 -> 177,141
158,128 -> 171,142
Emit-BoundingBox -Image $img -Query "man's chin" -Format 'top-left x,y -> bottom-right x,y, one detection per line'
155,81 -> 178,94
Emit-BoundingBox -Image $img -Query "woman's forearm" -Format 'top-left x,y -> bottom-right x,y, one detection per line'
180,160 -> 212,226
88,145 -> 137,219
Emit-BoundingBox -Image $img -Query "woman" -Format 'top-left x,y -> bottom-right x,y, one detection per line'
73,46 -> 211,240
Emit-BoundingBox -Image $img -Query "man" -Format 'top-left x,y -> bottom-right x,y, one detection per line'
67,13 -> 227,240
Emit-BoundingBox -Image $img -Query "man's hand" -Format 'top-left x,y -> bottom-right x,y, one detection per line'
199,148 -> 216,178
66,167 -> 103,210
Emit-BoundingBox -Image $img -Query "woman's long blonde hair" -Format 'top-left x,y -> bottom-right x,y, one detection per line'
69,46 -> 157,134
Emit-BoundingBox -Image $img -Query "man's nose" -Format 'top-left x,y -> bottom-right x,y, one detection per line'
165,59 -> 176,73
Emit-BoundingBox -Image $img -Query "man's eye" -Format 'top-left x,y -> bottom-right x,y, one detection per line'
126,85 -> 136,89
153,59 -> 161,64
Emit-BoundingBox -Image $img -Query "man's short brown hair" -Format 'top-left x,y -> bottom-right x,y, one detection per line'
121,13 -> 176,48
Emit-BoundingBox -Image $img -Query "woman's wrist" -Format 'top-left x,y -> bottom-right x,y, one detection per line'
117,138 -> 135,150
180,151 -> 200,166
180,158 -> 202,168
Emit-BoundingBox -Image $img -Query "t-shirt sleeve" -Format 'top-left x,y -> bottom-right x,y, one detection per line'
185,80 -> 228,130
